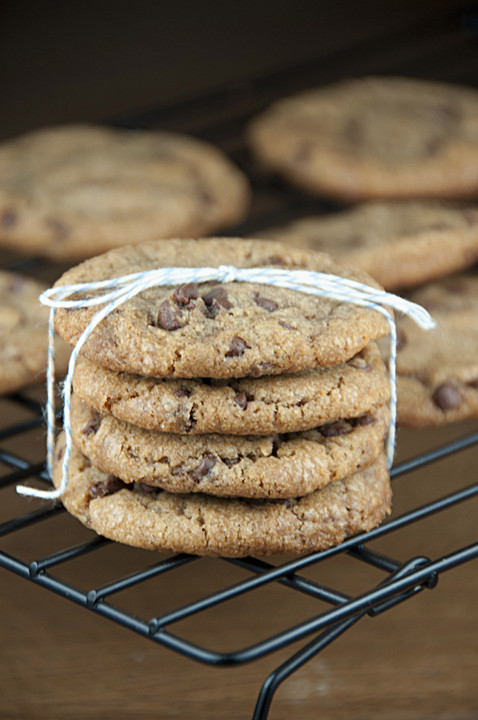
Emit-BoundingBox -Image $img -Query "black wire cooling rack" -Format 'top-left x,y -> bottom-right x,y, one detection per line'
2,9 -> 478,719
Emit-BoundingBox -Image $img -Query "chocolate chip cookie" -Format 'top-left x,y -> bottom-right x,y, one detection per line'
53,435 -> 392,557
396,274 -> 478,426
259,201 -> 478,291
54,238 -> 390,378
70,394 -> 389,498
0,269 -> 70,394
72,342 -> 389,434
0,124 -> 250,262
248,76 -> 478,201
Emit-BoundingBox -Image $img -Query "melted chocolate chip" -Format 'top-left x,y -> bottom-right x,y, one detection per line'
296,397 -> 308,407
89,475 -> 127,498
432,382 -> 462,410
173,282 -> 199,306
318,419 -> 353,437
202,286 -> 232,310
234,392 -> 248,410
174,386 -> 192,398
156,300 -> 185,331
191,454 -> 216,482
1,208 -> 17,229
225,335 -> 248,358
467,378 -> 478,389
254,292 -> 278,312
279,320 -> 295,330
83,412 -> 102,436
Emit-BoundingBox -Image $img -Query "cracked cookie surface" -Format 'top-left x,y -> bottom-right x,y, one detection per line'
248,76 -> 478,201
0,269 -> 69,393
0,124 -> 249,262
53,436 -> 392,557
72,342 -> 389,434
70,394 -> 389,498
396,274 -> 478,426
54,238 -> 390,378
259,200 -> 478,291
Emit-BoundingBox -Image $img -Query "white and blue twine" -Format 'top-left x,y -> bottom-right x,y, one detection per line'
17,265 -> 436,500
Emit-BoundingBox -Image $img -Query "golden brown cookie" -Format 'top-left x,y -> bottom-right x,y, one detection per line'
69,394 -> 389,499
0,124 -> 250,262
53,435 -> 392,557
248,77 -> 478,201
0,269 -> 69,394
259,201 -> 478,291
54,238 -> 390,378
72,342 -> 390,434
396,274 -> 478,426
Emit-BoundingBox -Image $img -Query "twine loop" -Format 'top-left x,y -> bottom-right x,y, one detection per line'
17,266 -> 435,500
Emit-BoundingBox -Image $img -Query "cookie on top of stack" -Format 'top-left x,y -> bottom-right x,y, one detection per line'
52,238 -> 393,557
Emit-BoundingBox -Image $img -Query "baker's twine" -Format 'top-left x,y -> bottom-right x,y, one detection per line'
16,265 -> 435,500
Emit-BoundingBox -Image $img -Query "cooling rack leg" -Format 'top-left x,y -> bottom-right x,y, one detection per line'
252,613 -> 364,720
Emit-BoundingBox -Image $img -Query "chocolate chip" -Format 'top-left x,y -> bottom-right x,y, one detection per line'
221,456 -> 241,468
174,386 -> 192,398
225,335 -> 248,358
89,475 -> 127,498
191,454 -> 216,482
1,208 -> 17,229
296,397 -> 308,407
202,286 -> 232,310
318,419 -> 353,437
271,438 -> 282,457
467,378 -> 478,389
351,414 -> 374,427
156,300 -> 185,331
234,392 -> 248,410
172,282 -> 199,307
249,362 -> 274,377
279,321 -> 295,330
45,217 -> 70,238
432,382 -> 462,410
83,412 -> 102,436
254,292 -> 278,312
267,255 -> 286,266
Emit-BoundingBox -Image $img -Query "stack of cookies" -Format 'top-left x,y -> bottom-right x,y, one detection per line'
52,238 -> 393,557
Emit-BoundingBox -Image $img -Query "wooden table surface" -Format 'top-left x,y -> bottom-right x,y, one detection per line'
1,398 -> 477,720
